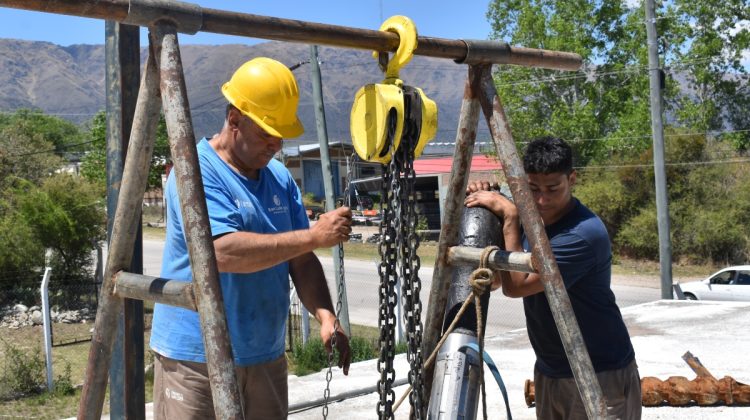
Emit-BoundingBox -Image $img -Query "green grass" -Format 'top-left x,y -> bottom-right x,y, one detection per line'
313,241 -> 439,269
611,256 -> 719,278
0,323 -> 154,419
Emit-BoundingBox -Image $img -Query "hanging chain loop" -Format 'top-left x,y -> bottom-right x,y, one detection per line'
322,153 -> 357,419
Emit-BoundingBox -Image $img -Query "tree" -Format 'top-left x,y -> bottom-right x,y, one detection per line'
0,113 -> 68,186
670,0 -> 750,150
0,109 -> 85,157
80,111 -> 171,192
486,0 -> 750,162
6,176 -> 105,281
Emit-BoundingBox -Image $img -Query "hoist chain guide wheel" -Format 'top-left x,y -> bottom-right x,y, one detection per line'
351,83 -> 405,164
350,15 -> 438,164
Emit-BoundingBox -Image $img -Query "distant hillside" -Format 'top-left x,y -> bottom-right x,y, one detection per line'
0,39 -> 486,147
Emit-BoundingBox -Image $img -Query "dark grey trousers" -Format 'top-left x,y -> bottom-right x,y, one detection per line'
534,360 -> 642,420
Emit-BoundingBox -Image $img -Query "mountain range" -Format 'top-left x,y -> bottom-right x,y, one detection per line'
0,38 -> 492,151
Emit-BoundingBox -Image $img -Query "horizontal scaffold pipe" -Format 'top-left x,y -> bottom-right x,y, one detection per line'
0,0 -> 582,70
447,246 -> 535,274
113,271 -> 197,311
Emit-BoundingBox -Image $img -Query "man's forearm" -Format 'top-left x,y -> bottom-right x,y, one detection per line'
501,215 -> 545,297
213,230 -> 320,273
289,252 -> 336,323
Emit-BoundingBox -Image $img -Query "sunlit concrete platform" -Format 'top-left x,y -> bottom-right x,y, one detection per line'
82,300 -> 750,419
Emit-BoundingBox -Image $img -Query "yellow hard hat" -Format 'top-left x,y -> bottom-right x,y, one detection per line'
221,57 -> 304,139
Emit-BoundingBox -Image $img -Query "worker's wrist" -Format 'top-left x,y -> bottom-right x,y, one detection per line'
316,308 -> 337,326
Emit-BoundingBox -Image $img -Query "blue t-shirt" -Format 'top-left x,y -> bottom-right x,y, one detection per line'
523,199 -> 635,378
150,138 -> 309,366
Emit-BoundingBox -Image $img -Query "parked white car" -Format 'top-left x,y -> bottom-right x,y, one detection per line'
679,265 -> 750,301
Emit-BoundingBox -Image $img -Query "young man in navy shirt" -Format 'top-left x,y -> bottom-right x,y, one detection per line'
465,137 -> 640,419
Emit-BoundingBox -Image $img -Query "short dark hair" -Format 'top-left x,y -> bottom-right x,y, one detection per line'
523,136 -> 573,175
226,103 -> 236,119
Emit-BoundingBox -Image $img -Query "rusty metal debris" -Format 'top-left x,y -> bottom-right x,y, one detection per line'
523,351 -> 750,407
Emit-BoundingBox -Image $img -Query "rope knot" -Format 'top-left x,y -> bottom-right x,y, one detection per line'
468,245 -> 499,297
469,268 -> 493,296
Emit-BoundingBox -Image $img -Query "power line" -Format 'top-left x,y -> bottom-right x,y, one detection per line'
577,157 -> 750,170
6,139 -> 98,157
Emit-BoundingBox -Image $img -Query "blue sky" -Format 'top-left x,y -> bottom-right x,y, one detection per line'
0,1 -> 495,46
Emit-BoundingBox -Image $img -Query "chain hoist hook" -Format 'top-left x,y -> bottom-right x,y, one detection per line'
373,15 -> 419,83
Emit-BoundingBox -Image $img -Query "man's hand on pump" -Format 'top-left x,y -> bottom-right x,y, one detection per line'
312,206 -> 353,247
464,181 -> 518,292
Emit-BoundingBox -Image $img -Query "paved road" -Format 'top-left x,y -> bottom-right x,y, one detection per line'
139,239 -> 660,334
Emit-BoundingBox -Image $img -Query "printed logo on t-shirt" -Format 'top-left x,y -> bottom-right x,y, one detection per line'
268,194 -> 288,215
234,199 -> 253,209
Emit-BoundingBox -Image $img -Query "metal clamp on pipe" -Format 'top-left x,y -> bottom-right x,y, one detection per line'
124,0 -> 202,34
456,39 -> 582,71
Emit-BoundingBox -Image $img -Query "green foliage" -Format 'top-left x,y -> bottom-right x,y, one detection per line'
52,363 -> 75,398
80,111 -> 171,192
0,339 -> 46,400
394,340 -> 408,355
302,192 -> 319,207
487,0 -> 750,162
0,204 -> 45,276
290,336 -> 379,376
14,175 -> 105,279
615,204 -> 659,259
349,336 -> 378,361
0,120 -> 65,186
291,338 -> 329,376
577,133 -> 750,264
0,109 -> 84,156
574,168 -> 635,236
0,174 -> 105,296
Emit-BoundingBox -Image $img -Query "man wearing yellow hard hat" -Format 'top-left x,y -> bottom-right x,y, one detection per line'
150,57 -> 353,419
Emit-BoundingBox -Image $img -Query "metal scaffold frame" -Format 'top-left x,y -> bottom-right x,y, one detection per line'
0,0 -> 609,418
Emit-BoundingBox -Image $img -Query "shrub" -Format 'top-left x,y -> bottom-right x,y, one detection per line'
349,336 -> 377,361
290,336 -> 383,376
0,339 -> 46,400
615,205 -> 659,259
575,168 -> 635,237
291,338 -> 328,376
52,361 -> 75,397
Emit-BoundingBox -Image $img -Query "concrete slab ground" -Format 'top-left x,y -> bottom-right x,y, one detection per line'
87,300 -> 750,419
287,300 -> 750,419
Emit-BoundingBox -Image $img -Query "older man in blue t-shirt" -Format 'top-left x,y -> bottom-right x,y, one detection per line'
150,57 -> 352,420
465,137 -> 641,420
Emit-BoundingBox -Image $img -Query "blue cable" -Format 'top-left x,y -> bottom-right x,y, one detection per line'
460,342 -> 513,420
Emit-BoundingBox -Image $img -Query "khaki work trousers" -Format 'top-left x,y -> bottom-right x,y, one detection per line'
153,353 -> 288,420
534,360 -> 642,420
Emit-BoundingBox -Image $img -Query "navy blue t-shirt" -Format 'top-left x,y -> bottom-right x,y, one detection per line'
523,198 -> 635,378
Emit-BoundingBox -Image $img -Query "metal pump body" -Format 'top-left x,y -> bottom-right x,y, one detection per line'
428,205 -> 503,419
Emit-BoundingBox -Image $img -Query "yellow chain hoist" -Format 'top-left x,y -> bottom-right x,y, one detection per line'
350,15 -> 438,164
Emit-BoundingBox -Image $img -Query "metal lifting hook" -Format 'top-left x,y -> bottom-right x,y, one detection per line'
374,15 -> 419,83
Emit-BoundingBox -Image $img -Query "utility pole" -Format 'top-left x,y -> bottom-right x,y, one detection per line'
310,45 -> 351,334
645,0 -> 674,299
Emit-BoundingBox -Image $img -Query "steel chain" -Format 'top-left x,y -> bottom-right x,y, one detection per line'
400,132 -> 425,419
376,91 -> 426,419
376,112 -> 399,419
322,153 -> 356,419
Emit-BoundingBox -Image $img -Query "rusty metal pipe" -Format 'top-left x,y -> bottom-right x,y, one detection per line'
113,272 -> 197,311
529,376 -> 750,407
0,0 -> 582,70
78,43 -> 162,420
422,64 -> 484,403
152,24 -> 243,420
476,65 -> 608,419
447,246 -> 534,273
